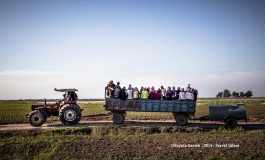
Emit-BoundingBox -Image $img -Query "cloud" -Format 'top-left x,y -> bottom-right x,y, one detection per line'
0,70 -> 60,77
132,69 -> 162,73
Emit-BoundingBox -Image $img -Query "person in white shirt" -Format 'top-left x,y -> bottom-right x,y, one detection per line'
178,88 -> 186,101
185,88 -> 194,101
160,86 -> 167,100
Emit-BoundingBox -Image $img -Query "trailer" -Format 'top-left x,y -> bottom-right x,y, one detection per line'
193,103 -> 247,128
104,98 -> 196,125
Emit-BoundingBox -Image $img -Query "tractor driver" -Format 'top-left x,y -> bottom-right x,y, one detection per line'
66,92 -> 72,101
70,91 -> 78,101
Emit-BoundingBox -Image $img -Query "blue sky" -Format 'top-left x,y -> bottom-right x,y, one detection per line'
0,0 -> 265,99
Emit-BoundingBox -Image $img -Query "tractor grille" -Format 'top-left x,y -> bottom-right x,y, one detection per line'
114,101 -> 119,109
128,101 -> 134,110
106,101 -> 112,109
121,101 -> 126,110
135,102 -> 140,110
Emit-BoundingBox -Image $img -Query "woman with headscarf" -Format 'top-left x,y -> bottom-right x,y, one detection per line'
148,87 -> 157,100
166,87 -> 172,100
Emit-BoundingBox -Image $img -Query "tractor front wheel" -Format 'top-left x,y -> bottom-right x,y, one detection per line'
59,104 -> 82,125
28,110 -> 46,127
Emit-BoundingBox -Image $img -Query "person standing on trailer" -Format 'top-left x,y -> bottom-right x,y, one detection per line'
105,80 -> 116,97
141,87 -> 148,100
133,87 -> 139,100
166,87 -> 173,100
172,86 -> 177,100
157,88 -> 161,99
127,85 -> 133,99
139,86 -> 143,99
161,86 -> 167,100
176,87 -> 181,100
148,87 -> 157,100
119,87 -> 127,100
186,84 -> 191,91
114,82 -> 121,98
178,88 -> 186,101
185,88 -> 194,101
192,89 -> 198,101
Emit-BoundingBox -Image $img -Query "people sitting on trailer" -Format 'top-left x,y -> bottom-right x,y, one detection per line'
157,88 -> 161,99
119,87 -> 127,100
148,87 -> 157,100
166,87 -> 173,100
160,86 -> 167,100
185,88 -> 194,101
192,89 -> 198,101
133,87 -> 139,100
141,87 -> 148,100
178,88 -> 186,101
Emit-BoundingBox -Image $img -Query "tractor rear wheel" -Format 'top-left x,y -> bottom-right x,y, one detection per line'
175,114 -> 188,126
28,110 -> 46,127
59,104 -> 82,125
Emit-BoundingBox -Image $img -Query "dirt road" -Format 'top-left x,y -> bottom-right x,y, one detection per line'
1,120 -> 265,131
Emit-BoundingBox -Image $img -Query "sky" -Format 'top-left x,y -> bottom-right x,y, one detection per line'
0,0 -> 265,99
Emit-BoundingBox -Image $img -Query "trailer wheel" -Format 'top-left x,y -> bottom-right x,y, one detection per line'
175,114 -> 188,126
225,118 -> 237,128
59,104 -> 82,125
28,110 -> 46,127
113,113 -> 124,124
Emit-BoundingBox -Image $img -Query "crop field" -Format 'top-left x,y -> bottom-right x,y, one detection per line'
0,100 -> 265,124
1,126 -> 265,159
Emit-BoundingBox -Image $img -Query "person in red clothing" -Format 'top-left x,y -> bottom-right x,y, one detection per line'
157,88 -> 161,99
148,89 -> 157,100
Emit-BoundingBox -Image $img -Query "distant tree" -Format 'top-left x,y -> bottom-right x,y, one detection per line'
239,92 -> 245,97
216,92 -> 223,98
232,91 -> 239,98
245,90 -> 253,97
223,89 -> 231,98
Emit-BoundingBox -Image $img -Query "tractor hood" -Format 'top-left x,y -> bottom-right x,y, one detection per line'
54,88 -> 78,92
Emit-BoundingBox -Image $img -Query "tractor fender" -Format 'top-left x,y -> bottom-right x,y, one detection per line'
38,109 -> 48,119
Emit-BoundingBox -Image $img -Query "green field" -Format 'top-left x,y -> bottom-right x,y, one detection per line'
0,100 -> 265,124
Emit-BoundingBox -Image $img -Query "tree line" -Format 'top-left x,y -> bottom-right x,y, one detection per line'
216,89 -> 253,98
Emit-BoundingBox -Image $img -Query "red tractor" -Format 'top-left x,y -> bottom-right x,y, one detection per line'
27,88 -> 82,126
